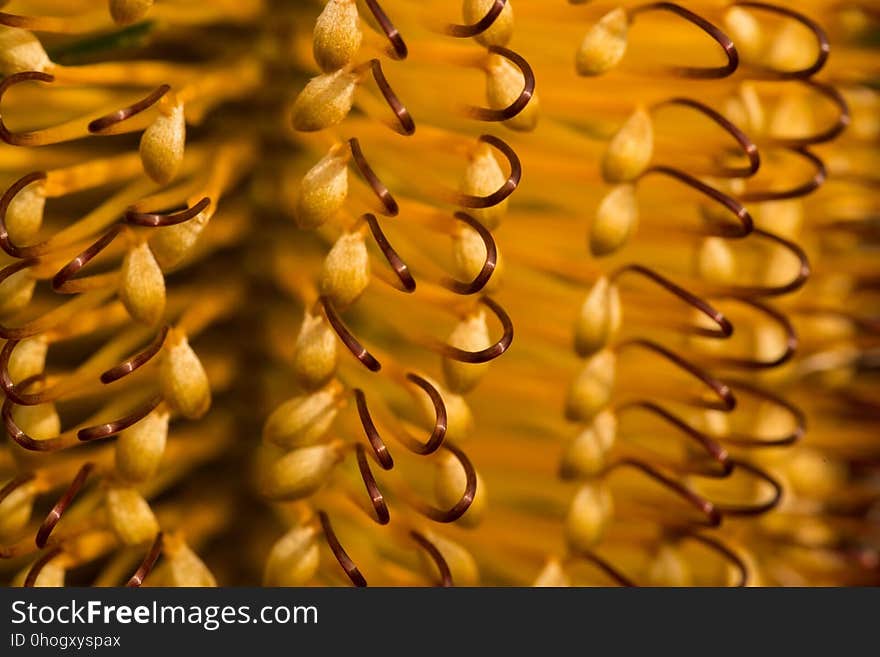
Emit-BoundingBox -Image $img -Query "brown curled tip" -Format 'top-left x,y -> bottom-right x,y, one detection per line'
465,46 -> 535,122
88,84 -> 171,134
439,296 -> 513,363
712,459 -> 783,516
52,225 -> 122,293
410,531 -> 453,587
0,71 -> 56,146
320,295 -> 381,372
1,338 -> 56,406
0,472 -> 35,506
318,510 -> 368,587
722,380 -> 805,448
0,171 -> 48,258
76,395 -> 162,442
444,212 -> 497,295
681,533 -> 748,587
35,462 -> 94,549
456,134 -> 521,209
394,373 -> 448,456
607,458 -> 722,527
100,326 -> 170,384
348,137 -> 398,216
718,228 -> 810,298
411,442 -> 475,523
355,444 -> 389,525
126,532 -> 163,587
572,551 -> 637,587
628,3 -> 738,79
770,80 -> 850,148
615,400 -> 732,478
708,297 -> 796,370
641,166 -> 753,238
611,264 -> 733,339
741,148 -> 826,203
617,338 -> 736,411
369,60 -> 415,136
125,197 -> 211,227
2,376 -> 71,452
732,2 -> 829,80
446,0 -> 506,38
364,0 -> 407,59
653,97 -> 760,178
364,213 -> 415,292
353,389 -> 394,469
24,545 -> 63,587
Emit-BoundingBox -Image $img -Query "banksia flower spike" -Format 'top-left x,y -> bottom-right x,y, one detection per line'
1,1 -> 877,588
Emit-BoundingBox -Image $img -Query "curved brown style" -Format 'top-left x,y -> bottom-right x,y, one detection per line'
35,462 -> 94,548
465,46 -> 535,122
76,395 -> 163,442
455,135 -> 522,209
0,71 -> 56,146
88,85 -> 171,133
100,326 -> 170,384
318,510 -> 368,587
368,60 -> 414,136
126,532 -> 163,587
437,296 -> 513,363
628,3 -> 739,79
410,531 -> 453,587
24,545 -> 63,587
409,442 -> 476,523
711,459 -> 783,516
355,444 -> 389,525
0,171 -> 48,258
52,225 -> 122,293
769,80 -> 850,148
125,197 -> 211,227
353,389 -> 394,469
0,472 -> 35,506
320,295 -> 381,372
363,213 -> 415,292
706,297 -> 797,370
348,137 -> 398,216
443,212 -> 497,295
741,148 -> 826,203
445,0 -> 506,38
364,0 -> 407,59
680,532 -> 749,586
717,228 -> 810,297
721,380 -> 805,447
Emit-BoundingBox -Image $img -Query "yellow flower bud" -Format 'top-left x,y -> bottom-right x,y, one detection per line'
461,141 -> 508,229
434,451 -> 486,527
576,8 -> 628,76
263,386 -> 338,449
590,184 -> 638,256
109,0 -> 154,25
416,377 -> 474,443
291,70 -> 358,132
0,268 -> 36,314
452,224 -> 504,293
647,545 -> 691,586
785,449 -> 846,500
120,242 -> 166,326
6,336 -> 48,385
13,559 -> 65,587
565,482 -> 613,552
442,311 -> 491,393
574,276 -> 622,357
164,536 -> 217,587
561,411 -> 617,479
463,0 -> 514,47
770,94 -> 814,141
0,478 -> 36,539
292,311 -> 338,390
139,101 -> 186,185
115,408 -> 169,483
696,237 -> 736,285
105,487 -> 159,545
294,147 -> 349,230
767,23 -> 817,74
565,349 -> 616,422
723,7 -> 763,62
313,0 -> 363,73
320,231 -> 370,309
534,558 -> 570,587
149,208 -> 210,269
12,402 -> 60,441
263,525 -> 320,586
0,27 -> 51,75
261,444 -> 341,501
485,53 -> 540,132
5,180 -> 45,245
159,328 -> 211,420
602,106 -> 653,183
418,531 -> 480,586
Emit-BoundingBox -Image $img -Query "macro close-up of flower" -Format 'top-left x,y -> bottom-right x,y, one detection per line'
0,0 -> 877,588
